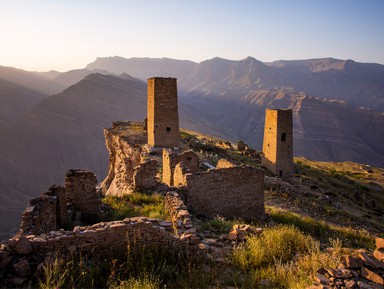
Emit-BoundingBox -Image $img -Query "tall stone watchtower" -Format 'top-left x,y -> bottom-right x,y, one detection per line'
262,109 -> 294,180
147,77 -> 180,148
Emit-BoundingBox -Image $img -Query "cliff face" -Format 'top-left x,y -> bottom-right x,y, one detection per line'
100,121 -> 158,196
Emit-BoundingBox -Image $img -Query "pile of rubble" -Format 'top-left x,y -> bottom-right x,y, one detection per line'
308,238 -> 384,289
198,224 -> 263,263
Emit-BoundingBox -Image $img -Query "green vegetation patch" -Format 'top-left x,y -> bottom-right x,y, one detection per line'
230,225 -> 342,288
103,193 -> 168,221
267,206 -> 375,249
38,241 -> 210,289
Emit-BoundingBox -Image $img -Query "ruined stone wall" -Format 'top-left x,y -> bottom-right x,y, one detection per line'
133,159 -> 158,192
164,191 -> 198,244
28,218 -> 181,256
262,109 -> 294,180
163,149 -> 199,186
19,193 -> 57,235
173,162 -> 188,187
147,77 -> 180,148
65,169 -> 101,220
175,166 -> 265,220
0,218 -> 189,286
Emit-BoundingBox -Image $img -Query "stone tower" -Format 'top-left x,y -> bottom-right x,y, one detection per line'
262,109 -> 294,180
147,77 -> 180,148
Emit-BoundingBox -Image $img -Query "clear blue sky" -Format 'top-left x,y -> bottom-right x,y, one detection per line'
0,0 -> 383,71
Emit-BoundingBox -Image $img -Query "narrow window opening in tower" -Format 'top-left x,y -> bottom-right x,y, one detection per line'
187,157 -> 192,161
281,133 -> 286,142
279,170 -> 283,177
166,127 -> 171,132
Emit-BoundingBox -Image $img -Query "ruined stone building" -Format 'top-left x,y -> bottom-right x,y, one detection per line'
147,77 -> 180,148
262,109 -> 294,180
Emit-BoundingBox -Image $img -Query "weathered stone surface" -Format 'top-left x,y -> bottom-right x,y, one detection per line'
361,267 -> 384,285
359,252 -> 384,269
8,237 -> 33,255
13,259 -> 31,277
344,255 -> 363,269
262,109 -> 294,180
0,251 -> 13,268
374,248 -> 384,261
147,77 -> 180,148
6,277 -> 28,287
163,149 -> 199,186
376,238 -> 384,249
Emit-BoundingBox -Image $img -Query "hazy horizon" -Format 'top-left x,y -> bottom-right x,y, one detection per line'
1,0 -> 383,72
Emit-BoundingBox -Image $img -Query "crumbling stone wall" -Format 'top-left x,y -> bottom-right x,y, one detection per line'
0,218 -> 189,287
164,191 -> 198,244
65,169 -> 101,220
147,77 -> 180,148
133,159 -> 158,192
175,165 -> 265,220
162,149 -> 199,186
19,192 -> 57,235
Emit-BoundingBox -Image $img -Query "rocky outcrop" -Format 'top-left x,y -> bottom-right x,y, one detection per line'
100,121 -> 158,195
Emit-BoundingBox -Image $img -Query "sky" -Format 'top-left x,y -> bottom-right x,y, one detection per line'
0,0 -> 383,72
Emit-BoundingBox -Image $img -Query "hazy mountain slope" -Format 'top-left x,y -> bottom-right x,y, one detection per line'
0,65 -> 63,95
0,74 -> 147,235
266,58 -> 384,111
86,56 -> 196,80
0,78 -> 47,129
182,88 -> 384,166
181,56 -> 280,96
86,56 -> 384,111
50,68 -> 113,89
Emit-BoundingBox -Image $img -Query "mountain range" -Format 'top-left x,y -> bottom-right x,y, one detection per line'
0,56 -> 383,238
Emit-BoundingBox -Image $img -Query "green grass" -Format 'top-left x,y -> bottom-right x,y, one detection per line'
266,206 -> 375,248
38,239 -> 210,289
103,193 -> 168,221
230,225 -> 342,288
200,215 -> 235,235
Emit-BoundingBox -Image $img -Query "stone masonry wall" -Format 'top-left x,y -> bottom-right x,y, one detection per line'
19,193 -> 57,236
133,159 -> 158,192
65,169 -> 101,220
164,191 -> 199,245
175,166 -> 265,221
163,149 -> 199,186
0,218 -> 188,286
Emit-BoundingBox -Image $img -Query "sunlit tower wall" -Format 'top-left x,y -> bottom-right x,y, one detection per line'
262,109 -> 294,180
147,77 -> 180,148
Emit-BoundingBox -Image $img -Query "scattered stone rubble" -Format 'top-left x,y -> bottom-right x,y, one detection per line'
308,238 -> 384,289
